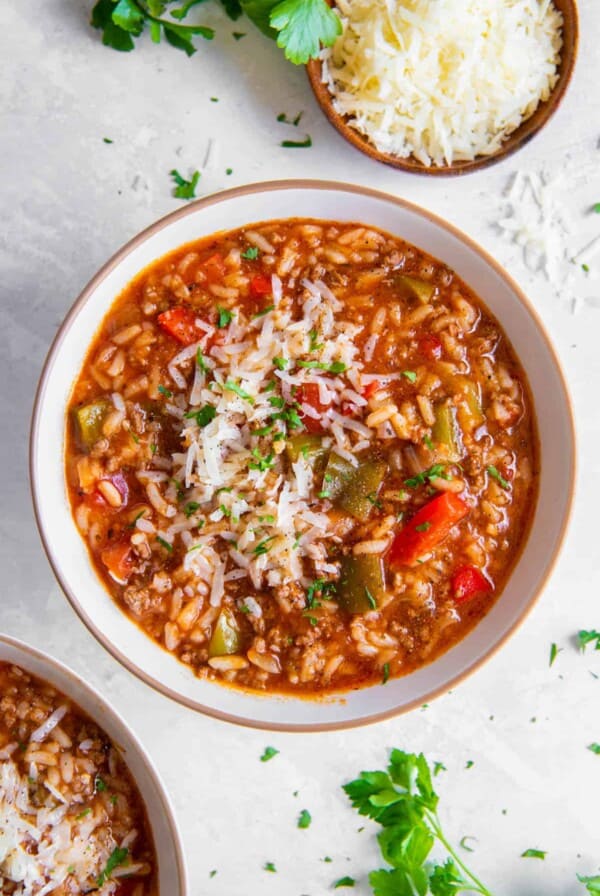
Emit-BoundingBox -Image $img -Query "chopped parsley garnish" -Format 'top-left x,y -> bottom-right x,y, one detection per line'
158,384 -> 172,398
239,602 -> 251,614
76,808 -> 92,819
404,464 -> 449,488
103,137 -> 113,144
127,509 -> 146,529
216,306 -> 233,328
224,381 -> 254,403
304,613 -> 319,626
219,504 -> 231,517
281,135 -> 312,148
97,847 -> 129,886
401,370 -> 417,383
423,434 -> 434,451
333,877 -> 355,888
170,168 -> 200,200
521,849 -> 546,860
277,111 -> 303,126
210,96 -> 219,102
95,776 -> 107,792
465,760 -> 474,769
196,347 -> 209,372
297,809 -> 312,829
249,448 -> 275,472
365,586 -> 376,609
209,868 -> 218,877
549,642 -> 562,667
273,356 -> 289,370
253,304 -> 275,318
156,536 -> 173,552
593,203 -> 600,214
226,167 -> 233,175
184,501 -> 200,518
185,405 -> 217,427
264,861 -> 277,872
578,630 -> 600,652
232,31 -> 245,40
583,263 -> 590,273
318,489 -> 331,499
366,492 -> 382,509
309,329 -> 324,351
415,522 -> 431,532
91,0 -> 215,55
252,424 -> 275,437
587,743 -> 600,755
306,578 -> 335,608
433,762 -> 447,776
382,663 -> 390,685
254,536 -> 275,555
487,465 -> 510,489
241,246 -> 259,260
297,359 -> 347,373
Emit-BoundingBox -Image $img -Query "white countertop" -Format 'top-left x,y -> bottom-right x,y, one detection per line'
2,2 -> 599,893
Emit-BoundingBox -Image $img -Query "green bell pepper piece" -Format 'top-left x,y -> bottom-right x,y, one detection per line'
337,555 -> 386,614
208,608 -> 242,657
322,453 -> 387,521
432,402 -> 463,462
286,433 -> 329,476
73,399 -> 111,451
397,275 -> 435,303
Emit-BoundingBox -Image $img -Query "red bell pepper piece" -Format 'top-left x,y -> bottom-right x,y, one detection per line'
101,541 -> 135,584
250,274 -> 272,298
451,565 -> 492,604
419,334 -> 443,360
295,383 -> 330,434
362,381 -> 382,400
157,306 -> 204,346
388,492 -> 469,568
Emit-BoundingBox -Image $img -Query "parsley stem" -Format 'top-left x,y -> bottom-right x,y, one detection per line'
428,815 -> 493,896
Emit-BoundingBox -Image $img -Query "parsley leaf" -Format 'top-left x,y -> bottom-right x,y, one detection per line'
185,405 -> 217,427
579,630 -> 600,652
333,877 -> 355,889
170,168 -> 201,199
579,874 -> 600,894
401,370 -> 417,383
521,849 -> 546,859
264,861 -> 277,872
217,306 -> 233,327
281,135 -> 313,148
184,501 -> 200,518
97,847 -> 129,886
260,746 -> 279,762
224,381 -> 254,403
156,535 -> 173,552
549,642 -> 562,667
587,743 -> 600,755
242,246 -> 259,259
297,808 -> 312,829
404,464 -> 448,488
269,0 -> 341,64
486,465 -> 510,489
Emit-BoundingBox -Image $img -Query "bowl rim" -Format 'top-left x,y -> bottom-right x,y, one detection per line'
0,631 -> 189,894
305,0 -> 579,175
29,178 -> 577,731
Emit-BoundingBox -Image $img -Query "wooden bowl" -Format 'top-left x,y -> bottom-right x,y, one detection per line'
307,0 -> 579,176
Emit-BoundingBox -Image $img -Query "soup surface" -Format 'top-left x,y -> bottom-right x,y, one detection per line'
66,218 -> 538,694
0,662 -> 157,895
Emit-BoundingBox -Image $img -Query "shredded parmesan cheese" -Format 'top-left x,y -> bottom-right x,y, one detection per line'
321,0 -> 563,167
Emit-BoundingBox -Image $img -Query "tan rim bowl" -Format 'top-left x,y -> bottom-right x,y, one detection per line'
0,633 -> 189,894
306,0 -> 579,175
30,180 -> 576,731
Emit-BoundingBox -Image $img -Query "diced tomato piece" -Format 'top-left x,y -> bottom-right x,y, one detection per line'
157,305 -> 204,346
85,490 -> 108,509
101,541 -> 135,584
388,492 -> 469,568
250,274 -> 272,298
419,334 -> 443,360
341,401 -> 357,417
362,381 -> 381,400
451,565 -> 492,604
203,253 -> 227,283
296,383 -> 330,434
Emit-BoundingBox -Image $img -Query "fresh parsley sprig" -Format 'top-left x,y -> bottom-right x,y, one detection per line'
91,0 -> 216,54
343,749 -> 494,896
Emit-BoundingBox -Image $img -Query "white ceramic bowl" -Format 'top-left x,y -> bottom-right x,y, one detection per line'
30,180 -> 576,731
0,633 -> 188,893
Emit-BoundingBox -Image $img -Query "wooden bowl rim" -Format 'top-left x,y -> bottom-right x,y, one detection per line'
306,0 -> 579,176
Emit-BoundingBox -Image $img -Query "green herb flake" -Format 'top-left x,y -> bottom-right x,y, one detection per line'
253,304 -> 275,318
578,875 -> 600,893
210,96 -> 219,102
95,776 -> 107,792
549,642 -> 562,667
587,743 -> 600,755
216,306 -> 233,328
593,203 -> 600,214
487,464 -> 510,489
103,137 -> 113,144
158,384 -> 172,398
583,263 -> 590,273
521,849 -> 546,860
404,464 -> 448,488
297,809 -> 312,829
184,501 -> 200,518
260,746 -> 279,762
273,356 -> 289,370
365,586 -> 376,610
97,847 -> 129,886
433,761 -> 447,776
254,536 -> 276,556
209,869 -> 218,878
460,836 -> 477,852
156,536 -> 173,552
401,370 -> 417,383
196,347 -> 209,372
232,31 -> 245,40
242,246 -> 259,260
415,522 -> 431,533
281,136 -> 312,148
382,663 -> 390,685
333,877 -> 355,888
578,630 -> 600,652
226,167 -> 233,175
185,405 -> 217,428
423,434 -> 434,450
76,808 -> 92,819
170,168 -> 200,200
224,381 -> 254,403
264,861 -> 277,873
465,759 -> 474,769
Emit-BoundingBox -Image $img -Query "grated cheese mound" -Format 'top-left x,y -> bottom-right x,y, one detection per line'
321,0 -> 563,167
